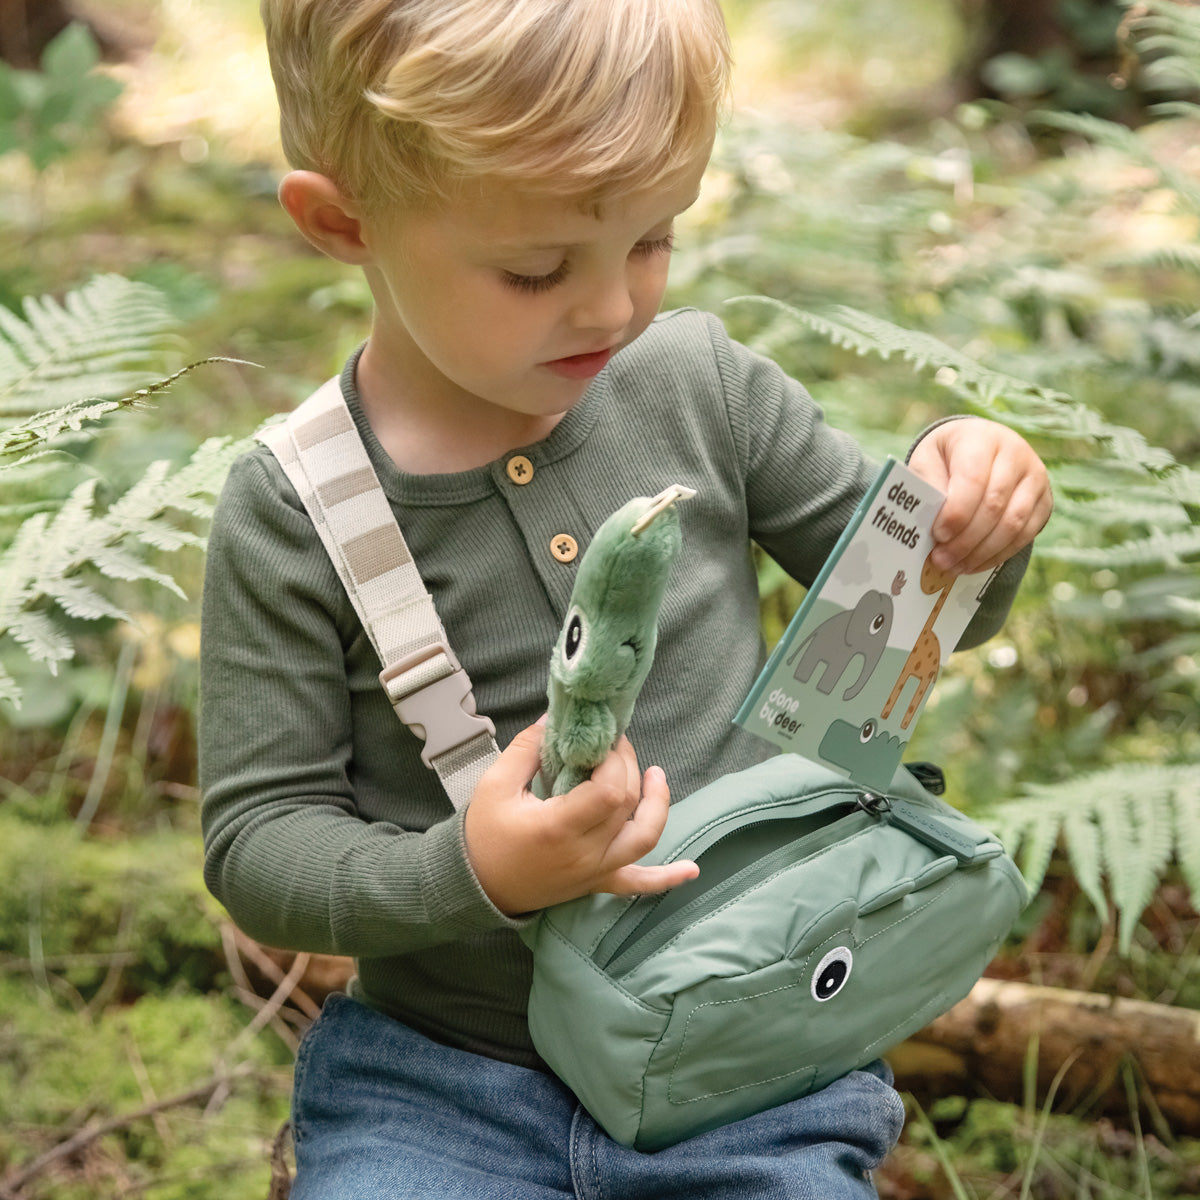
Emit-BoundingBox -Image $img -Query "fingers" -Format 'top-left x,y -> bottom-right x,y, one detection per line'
938,471 -> 1051,574
603,858 -> 700,897
911,419 -> 1053,575
589,765 -> 698,896
466,727 -> 690,913
550,737 -> 642,837
550,756 -> 688,895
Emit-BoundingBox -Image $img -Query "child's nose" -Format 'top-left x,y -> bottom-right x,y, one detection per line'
569,271 -> 636,335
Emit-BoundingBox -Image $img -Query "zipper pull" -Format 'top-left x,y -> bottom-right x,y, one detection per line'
857,793 -> 980,864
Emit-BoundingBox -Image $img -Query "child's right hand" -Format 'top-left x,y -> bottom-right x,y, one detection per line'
463,719 -> 699,917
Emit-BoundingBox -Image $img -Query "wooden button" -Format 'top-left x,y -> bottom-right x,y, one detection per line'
506,455 -> 534,485
550,534 -> 579,563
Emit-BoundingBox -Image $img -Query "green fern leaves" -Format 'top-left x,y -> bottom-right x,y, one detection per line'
983,765 -> 1200,955
734,296 -> 1069,410
0,277 -> 254,710
0,274 -> 178,419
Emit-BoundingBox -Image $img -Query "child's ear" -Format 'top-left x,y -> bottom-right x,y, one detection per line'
278,171 -> 371,265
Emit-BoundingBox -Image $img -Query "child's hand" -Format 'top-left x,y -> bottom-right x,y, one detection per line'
464,720 -> 698,917
907,417 -> 1052,575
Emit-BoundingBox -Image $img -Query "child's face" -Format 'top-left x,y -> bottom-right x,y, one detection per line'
356,149 -> 709,427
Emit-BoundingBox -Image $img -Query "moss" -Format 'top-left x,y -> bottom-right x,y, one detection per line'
0,980 -> 291,1197
0,809 -> 225,1001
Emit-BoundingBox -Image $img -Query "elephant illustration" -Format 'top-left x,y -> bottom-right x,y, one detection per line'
786,590 -> 893,701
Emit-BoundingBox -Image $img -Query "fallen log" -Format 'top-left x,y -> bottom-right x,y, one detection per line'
888,977 -> 1200,1134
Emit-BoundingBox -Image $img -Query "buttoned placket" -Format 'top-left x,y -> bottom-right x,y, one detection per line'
496,451 -> 587,615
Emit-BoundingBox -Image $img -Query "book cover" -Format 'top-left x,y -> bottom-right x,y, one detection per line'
734,457 -> 999,791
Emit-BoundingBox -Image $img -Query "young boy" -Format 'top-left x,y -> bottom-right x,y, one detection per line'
200,1 -> 1052,1195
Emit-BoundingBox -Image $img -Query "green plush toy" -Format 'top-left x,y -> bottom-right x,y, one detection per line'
539,484 -> 694,797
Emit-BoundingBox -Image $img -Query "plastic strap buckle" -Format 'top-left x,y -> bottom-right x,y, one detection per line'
379,644 -> 496,769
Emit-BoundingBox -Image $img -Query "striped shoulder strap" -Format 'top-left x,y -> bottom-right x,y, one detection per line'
256,377 -> 499,812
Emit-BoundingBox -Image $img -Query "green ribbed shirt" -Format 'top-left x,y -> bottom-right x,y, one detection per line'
199,308 -> 1028,1066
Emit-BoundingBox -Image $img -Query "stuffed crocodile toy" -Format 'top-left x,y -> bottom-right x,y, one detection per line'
538,484 -> 693,797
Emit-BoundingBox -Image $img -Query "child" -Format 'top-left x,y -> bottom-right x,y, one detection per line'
200,1 -> 1053,1195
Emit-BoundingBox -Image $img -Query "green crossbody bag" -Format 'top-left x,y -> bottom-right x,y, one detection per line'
521,754 -> 1027,1151
261,384 -> 1028,1153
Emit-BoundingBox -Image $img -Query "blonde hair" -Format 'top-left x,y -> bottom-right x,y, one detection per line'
261,0 -> 730,211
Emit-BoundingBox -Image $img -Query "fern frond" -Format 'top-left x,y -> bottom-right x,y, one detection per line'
0,275 -> 179,418
982,764 -> 1200,954
1149,99 -> 1200,120
1166,595 -> 1200,621
1041,526 -> 1200,568
1098,781 -> 1175,957
0,428 -> 254,700
733,295 -> 1068,406
1103,244 -> 1200,275
0,499 -> 58,522
1173,787 -> 1200,903
105,433 -> 254,532
1133,0 -> 1200,91
1031,110 -> 1200,215
85,543 -> 183,593
39,574 -> 127,622
1061,806 -> 1107,922
0,357 -> 253,462
7,608 -> 75,671
0,396 -> 126,456
1163,464 -> 1200,506
0,662 -> 19,708
1048,461 -> 1169,498
733,297 -> 1181,474
1048,492 -> 1188,529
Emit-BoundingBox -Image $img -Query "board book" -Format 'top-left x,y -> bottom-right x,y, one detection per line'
735,457 -> 999,791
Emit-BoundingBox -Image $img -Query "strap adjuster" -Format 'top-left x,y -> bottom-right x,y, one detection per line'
380,644 -> 496,768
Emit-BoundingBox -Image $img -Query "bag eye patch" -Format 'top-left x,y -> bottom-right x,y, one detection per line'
811,946 -> 854,1002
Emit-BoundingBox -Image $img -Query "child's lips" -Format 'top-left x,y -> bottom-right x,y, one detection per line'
542,347 -> 615,380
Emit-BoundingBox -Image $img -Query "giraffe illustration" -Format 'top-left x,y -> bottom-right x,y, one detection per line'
880,554 -> 958,730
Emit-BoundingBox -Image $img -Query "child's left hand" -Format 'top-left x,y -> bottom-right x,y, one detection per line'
907,417 -> 1052,576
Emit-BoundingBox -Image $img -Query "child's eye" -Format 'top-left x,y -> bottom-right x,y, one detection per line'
501,262 -> 571,294
631,233 -> 675,258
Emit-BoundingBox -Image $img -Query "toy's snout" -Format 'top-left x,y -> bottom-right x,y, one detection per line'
630,484 -> 696,536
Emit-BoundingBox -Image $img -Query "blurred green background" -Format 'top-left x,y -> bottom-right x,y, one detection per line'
2,1 -> 1200,1196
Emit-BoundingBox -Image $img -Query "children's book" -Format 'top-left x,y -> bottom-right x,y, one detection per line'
735,457 -> 999,792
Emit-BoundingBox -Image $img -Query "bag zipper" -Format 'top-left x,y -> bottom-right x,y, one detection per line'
592,789 -> 984,978
856,793 -> 981,863
590,790 -> 864,970
598,806 -> 872,976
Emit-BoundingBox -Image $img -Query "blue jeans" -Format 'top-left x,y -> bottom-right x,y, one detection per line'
290,993 -> 905,1199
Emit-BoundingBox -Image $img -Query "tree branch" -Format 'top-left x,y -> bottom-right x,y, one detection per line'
0,1066 -> 255,1198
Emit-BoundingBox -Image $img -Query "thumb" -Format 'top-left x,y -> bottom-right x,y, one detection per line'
484,714 -> 546,790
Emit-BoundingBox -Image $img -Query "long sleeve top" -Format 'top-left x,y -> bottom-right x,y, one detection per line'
199,307 -> 1029,1067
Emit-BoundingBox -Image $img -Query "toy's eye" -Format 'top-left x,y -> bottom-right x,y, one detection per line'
562,608 -> 587,664
870,613 -> 886,634
811,947 -> 853,1002
858,720 -> 876,743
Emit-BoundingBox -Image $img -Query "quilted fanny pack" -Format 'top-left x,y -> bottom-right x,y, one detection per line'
521,755 -> 1026,1150
259,378 -> 1028,1152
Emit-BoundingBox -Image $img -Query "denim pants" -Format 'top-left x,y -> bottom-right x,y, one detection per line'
290,993 -> 905,1199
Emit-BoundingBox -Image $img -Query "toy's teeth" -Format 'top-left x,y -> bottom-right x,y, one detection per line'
630,484 -> 697,536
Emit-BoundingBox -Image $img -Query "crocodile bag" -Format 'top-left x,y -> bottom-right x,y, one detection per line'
521,755 -> 1027,1151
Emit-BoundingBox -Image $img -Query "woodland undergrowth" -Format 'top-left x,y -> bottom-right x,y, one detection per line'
2,2 -> 1200,1198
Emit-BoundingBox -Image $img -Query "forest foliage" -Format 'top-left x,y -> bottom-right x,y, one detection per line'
1,2 -> 1200,1198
